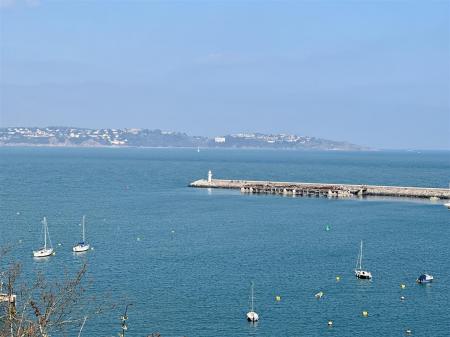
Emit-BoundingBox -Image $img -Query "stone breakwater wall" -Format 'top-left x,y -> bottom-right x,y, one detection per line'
189,179 -> 450,199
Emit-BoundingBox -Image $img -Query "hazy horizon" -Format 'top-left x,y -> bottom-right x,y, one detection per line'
1,1 -> 449,150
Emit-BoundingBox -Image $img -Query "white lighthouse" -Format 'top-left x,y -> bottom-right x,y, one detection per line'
208,170 -> 212,183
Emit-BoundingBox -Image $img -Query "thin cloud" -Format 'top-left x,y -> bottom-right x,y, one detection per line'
0,0 -> 15,8
0,0 -> 40,9
26,0 -> 40,7
196,52 -> 249,67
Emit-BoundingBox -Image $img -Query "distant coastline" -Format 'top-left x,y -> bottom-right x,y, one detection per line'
0,126 -> 368,151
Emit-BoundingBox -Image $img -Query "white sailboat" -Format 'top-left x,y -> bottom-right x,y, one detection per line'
246,282 -> 259,322
73,215 -> 90,253
197,146 -> 200,153
33,217 -> 54,258
354,240 -> 372,279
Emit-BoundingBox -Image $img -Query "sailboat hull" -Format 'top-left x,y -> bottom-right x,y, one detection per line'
73,244 -> 90,252
246,311 -> 259,322
355,270 -> 372,279
33,248 -> 54,258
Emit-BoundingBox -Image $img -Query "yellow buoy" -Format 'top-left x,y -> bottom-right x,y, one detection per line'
336,276 -> 340,281
275,295 -> 281,302
400,284 -> 406,289
362,311 -> 368,317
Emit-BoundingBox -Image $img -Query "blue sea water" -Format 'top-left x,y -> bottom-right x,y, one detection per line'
0,148 -> 449,336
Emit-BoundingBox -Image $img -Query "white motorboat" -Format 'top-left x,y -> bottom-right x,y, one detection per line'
73,215 -> 90,253
33,217 -> 54,258
354,240 -> 372,279
246,282 -> 259,322
444,202 -> 450,209
417,273 -> 434,284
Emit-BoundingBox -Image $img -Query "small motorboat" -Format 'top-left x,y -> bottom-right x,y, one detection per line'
416,274 -> 434,284
444,202 -> 450,209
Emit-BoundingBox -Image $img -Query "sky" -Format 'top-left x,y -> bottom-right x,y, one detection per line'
0,0 -> 449,149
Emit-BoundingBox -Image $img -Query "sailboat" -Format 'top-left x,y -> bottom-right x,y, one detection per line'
33,217 -> 54,258
246,282 -> 259,322
73,215 -> 90,253
354,240 -> 372,279
197,146 -> 200,153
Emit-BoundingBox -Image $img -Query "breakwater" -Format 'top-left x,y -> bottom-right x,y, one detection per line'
190,177 -> 450,200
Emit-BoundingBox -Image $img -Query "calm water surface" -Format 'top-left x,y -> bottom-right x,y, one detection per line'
0,148 -> 449,336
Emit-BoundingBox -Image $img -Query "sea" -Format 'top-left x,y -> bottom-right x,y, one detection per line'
0,147 -> 449,337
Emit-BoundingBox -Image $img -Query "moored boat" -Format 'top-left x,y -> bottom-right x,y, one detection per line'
73,215 -> 90,253
246,282 -> 259,322
354,240 -> 372,279
416,273 -> 433,284
33,217 -> 54,258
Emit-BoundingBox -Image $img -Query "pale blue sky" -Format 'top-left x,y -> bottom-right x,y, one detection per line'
0,0 -> 449,149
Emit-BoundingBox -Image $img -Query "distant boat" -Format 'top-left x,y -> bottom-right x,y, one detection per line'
315,291 -> 324,299
246,282 -> 259,322
73,215 -> 90,253
33,217 -> 54,258
416,273 -> 433,284
444,202 -> 450,209
354,240 -> 372,279
197,147 -> 200,153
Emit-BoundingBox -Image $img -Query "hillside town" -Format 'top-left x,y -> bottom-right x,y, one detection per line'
0,127 -> 365,150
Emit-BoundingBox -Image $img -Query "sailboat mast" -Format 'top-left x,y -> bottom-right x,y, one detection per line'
43,217 -> 47,249
359,240 -> 363,270
251,282 -> 254,312
82,215 -> 86,242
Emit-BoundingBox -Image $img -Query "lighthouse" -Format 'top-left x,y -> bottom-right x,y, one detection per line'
208,170 -> 212,183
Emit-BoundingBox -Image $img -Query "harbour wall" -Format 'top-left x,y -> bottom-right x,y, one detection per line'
189,179 -> 450,199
